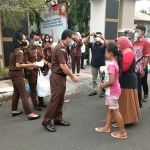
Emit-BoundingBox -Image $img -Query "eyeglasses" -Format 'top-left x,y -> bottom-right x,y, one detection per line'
69,37 -> 75,41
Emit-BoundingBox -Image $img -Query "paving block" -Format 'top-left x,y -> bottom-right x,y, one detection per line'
3,92 -> 13,101
0,94 -> 3,101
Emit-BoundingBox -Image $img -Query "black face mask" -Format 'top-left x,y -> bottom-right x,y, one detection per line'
81,36 -> 85,38
21,41 -> 27,47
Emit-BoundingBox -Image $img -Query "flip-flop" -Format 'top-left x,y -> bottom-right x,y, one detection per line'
111,132 -> 127,139
112,123 -> 126,128
112,123 -> 118,128
95,127 -> 111,133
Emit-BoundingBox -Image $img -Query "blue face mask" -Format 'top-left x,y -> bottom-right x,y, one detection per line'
33,41 -> 39,46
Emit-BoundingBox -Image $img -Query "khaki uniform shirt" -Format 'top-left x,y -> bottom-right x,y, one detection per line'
9,48 -> 23,71
51,41 -> 68,76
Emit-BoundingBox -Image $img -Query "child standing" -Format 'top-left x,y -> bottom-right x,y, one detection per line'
95,42 -> 127,139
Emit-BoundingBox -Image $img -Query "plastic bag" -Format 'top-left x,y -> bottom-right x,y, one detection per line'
37,69 -> 51,97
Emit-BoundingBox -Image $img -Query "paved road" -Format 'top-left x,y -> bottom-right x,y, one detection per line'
0,88 -> 150,150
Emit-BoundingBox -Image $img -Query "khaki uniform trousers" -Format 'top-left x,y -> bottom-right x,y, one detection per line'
43,73 -> 66,125
9,71 -> 32,115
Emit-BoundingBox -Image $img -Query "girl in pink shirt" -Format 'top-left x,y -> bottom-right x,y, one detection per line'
95,42 -> 127,139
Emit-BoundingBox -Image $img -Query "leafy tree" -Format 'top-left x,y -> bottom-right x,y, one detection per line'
0,0 -> 44,30
140,9 -> 147,14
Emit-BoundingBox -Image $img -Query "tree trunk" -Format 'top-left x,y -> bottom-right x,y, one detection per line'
84,19 -> 89,34
37,23 -> 41,34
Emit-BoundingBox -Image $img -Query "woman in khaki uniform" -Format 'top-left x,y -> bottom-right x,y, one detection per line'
8,31 -> 41,120
42,34 -> 53,75
70,32 -> 83,76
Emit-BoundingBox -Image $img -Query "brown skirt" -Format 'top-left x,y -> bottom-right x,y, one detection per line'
112,88 -> 141,124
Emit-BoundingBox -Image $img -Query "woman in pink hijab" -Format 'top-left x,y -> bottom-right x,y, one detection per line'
112,36 -> 141,127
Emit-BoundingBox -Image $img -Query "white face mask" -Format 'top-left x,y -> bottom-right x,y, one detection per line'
50,39 -> 53,41
135,32 -> 141,38
69,40 -> 74,47
45,39 -> 49,42
33,41 -> 39,46
95,37 -> 101,42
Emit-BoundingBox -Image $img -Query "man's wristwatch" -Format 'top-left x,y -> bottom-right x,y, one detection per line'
143,68 -> 146,71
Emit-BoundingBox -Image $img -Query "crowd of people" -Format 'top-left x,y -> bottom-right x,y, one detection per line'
8,25 -> 150,139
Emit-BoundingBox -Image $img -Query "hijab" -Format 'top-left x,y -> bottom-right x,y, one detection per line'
116,36 -> 133,54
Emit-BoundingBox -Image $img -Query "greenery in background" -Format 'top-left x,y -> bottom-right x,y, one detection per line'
0,0 -> 44,30
140,9 -> 150,15
0,67 -> 9,79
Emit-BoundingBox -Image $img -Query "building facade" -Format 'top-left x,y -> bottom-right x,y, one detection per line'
90,0 -> 136,42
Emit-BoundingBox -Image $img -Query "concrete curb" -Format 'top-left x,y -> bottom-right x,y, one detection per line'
0,74 -> 95,103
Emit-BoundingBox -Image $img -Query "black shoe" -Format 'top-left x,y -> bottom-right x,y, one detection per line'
34,105 -> 42,111
42,122 -> 56,132
12,111 -> 23,117
81,67 -> 85,69
89,92 -> 97,96
54,120 -> 70,126
99,91 -> 105,98
39,102 -> 47,108
28,114 -> 41,120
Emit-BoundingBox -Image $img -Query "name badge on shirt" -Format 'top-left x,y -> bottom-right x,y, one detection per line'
61,49 -> 66,52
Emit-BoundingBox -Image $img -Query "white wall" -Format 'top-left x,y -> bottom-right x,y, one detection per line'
90,0 -> 106,38
89,0 -> 106,61
118,0 -> 136,32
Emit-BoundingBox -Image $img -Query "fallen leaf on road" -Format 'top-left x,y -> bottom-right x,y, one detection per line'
64,99 -> 70,103
100,119 -> 106,122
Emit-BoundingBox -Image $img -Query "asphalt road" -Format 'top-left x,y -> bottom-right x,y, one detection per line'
0,89 -> 150,150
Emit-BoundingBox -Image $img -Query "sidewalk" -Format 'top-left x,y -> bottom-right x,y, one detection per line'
0,65 -> 94,102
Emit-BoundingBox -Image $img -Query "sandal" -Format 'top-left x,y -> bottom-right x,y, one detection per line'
111,132 -> 127,139
95,127 -> 111,133
112,123 -> 126,128
112,123 -> 118,128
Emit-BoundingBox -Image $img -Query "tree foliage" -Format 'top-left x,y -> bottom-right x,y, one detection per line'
0,0 -> 44,30
140,9 -> 147,14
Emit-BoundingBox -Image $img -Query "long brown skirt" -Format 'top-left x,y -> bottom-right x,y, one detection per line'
112,88 -> 141,124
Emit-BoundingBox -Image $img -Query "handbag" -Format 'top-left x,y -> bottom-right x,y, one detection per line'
37,69 -> 51,97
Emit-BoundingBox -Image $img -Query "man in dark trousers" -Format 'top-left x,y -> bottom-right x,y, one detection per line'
133,25 -> 150,108
83,32 -> 108,97
24,31 -> 51,111
42,29 -> 79,132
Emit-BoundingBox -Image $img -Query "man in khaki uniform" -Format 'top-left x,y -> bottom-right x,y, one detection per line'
42,29 -> 79,132
24,31 -> 51,111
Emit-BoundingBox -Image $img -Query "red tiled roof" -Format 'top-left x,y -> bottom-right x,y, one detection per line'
135,11 -> 150,21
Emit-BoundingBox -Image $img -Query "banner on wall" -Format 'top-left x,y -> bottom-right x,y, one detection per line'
40,3 -> 67,42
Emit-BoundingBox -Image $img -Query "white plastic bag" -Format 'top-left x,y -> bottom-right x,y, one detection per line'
37,69 -> 51,97
35,60 -> 44,67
